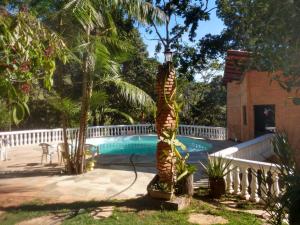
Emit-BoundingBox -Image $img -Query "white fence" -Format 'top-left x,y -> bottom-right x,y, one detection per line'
178,125 -> 227,140
0,124 -> 227,147
210,134 -> 280,203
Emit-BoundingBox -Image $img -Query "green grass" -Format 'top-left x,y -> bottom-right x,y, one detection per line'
0,198 -> 263,225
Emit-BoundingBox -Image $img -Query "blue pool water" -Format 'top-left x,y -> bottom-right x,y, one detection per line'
87,135 -> 212,155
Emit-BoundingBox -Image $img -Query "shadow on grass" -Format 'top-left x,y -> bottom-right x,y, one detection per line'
0,195 -> 167,213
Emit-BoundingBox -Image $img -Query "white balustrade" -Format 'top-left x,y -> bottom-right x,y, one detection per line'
0,124 -> 226,148
178,125 -> 227,140
210,134 -> 281,204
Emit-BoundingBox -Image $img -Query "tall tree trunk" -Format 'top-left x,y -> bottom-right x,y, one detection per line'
76,28 -> 94,174
62,114 -> 73,173
156,62 -> 177,189
76,59 -> 93,174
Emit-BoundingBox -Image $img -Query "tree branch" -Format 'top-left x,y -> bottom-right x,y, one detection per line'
151,21 -> 166,47
207,7 -> 217,13
169,24 -> 189,43
204,0 -> 209,11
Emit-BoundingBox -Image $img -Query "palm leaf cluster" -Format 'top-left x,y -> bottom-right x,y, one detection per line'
90,90 -> 134,124
64,0 -> 166,31
200,156 -> 232,179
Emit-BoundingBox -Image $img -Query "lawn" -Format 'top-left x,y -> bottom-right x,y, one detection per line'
0,197 -> 263,225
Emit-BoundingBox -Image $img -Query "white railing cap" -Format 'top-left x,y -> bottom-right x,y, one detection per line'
210,134 -> 273,157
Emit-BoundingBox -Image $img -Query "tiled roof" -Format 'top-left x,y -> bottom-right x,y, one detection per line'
223,50 -> 250,84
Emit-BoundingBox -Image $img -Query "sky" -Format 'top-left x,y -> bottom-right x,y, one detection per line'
138,1 -> 225,62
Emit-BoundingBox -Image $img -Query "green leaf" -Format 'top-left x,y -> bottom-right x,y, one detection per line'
177,169 -> 188,181
12,103 -> 25,125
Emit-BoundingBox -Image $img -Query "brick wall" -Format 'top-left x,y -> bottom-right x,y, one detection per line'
227,71 -> 300,164
227,81 -> 242,141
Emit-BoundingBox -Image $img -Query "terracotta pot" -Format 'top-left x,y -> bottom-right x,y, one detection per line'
209,177 -> 226,198
147,175 -> 173,200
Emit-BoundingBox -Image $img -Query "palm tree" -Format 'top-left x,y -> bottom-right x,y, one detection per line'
63,0 -> 165,173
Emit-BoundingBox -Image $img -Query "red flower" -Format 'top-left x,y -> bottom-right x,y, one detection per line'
44,46 -> 54,58
20,62 -> 30,72
20,83 -> 31,94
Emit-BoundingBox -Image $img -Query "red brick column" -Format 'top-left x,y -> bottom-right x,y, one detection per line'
156,62 -> 177,186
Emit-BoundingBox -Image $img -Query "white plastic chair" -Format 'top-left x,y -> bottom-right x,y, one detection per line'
0,146 -> 7,161
0,138 -> 8,161
39,143 -> 54,164
57,143 -> 73,165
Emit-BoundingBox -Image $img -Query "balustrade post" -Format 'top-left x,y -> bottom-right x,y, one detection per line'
27,133 -> 31,145
226,166 -> 234,193
250,169 -> 260,202
272,172 -> 280,197
234,166 -> 241,195
19,134 -> 23,146
260,171 -> 268,204
241,167 -> 250,200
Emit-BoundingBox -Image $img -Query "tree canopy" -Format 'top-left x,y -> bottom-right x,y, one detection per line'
216,0 -> 300,102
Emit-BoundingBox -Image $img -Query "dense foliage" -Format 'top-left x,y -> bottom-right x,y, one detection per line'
0,7 -> 68,127
1,0 -> 228,131
216,0 -> 300,102
260,133 -> 300,225
179,76 -> 226,126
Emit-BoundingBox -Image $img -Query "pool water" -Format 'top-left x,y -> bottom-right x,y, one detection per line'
86,135 -> 212,155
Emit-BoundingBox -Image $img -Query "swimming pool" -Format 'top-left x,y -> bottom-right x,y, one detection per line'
86,135 -> 212,155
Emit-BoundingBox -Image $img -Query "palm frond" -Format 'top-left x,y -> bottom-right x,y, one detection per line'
90,90 -> 108,110
64,0 -> 166,32
64,0 -> 105,30
101,75 -> 155,110
94,36 -> 133,55
112,0 -> 167,25
93,41 -> 120,76
104,108 -> 134,124
48,97 -> 80,116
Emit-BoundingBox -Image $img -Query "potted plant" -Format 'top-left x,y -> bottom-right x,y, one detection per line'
147,175 -> 174,200
175,153 -> 197,196
200,155 -> 232,198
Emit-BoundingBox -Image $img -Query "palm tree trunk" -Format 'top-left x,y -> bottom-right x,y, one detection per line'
156,62 -> 177,189
76,60 -> 93,174
62,114 -> 74,173
76,27 -> 94,174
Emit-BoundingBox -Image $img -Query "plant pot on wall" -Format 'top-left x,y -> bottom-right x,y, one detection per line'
147,175 -> 174,200
209,177 -> 226,199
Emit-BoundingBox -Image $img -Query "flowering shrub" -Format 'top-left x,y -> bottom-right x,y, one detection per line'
0,9 -> 69,124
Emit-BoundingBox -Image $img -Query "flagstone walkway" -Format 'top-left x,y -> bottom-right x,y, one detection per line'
0,146 -> 156,207
0,138 -> 234,207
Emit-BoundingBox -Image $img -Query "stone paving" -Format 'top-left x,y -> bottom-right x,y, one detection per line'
0,139 -> 234,207
188,213 -> 228,225
0,145 -> 156,207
